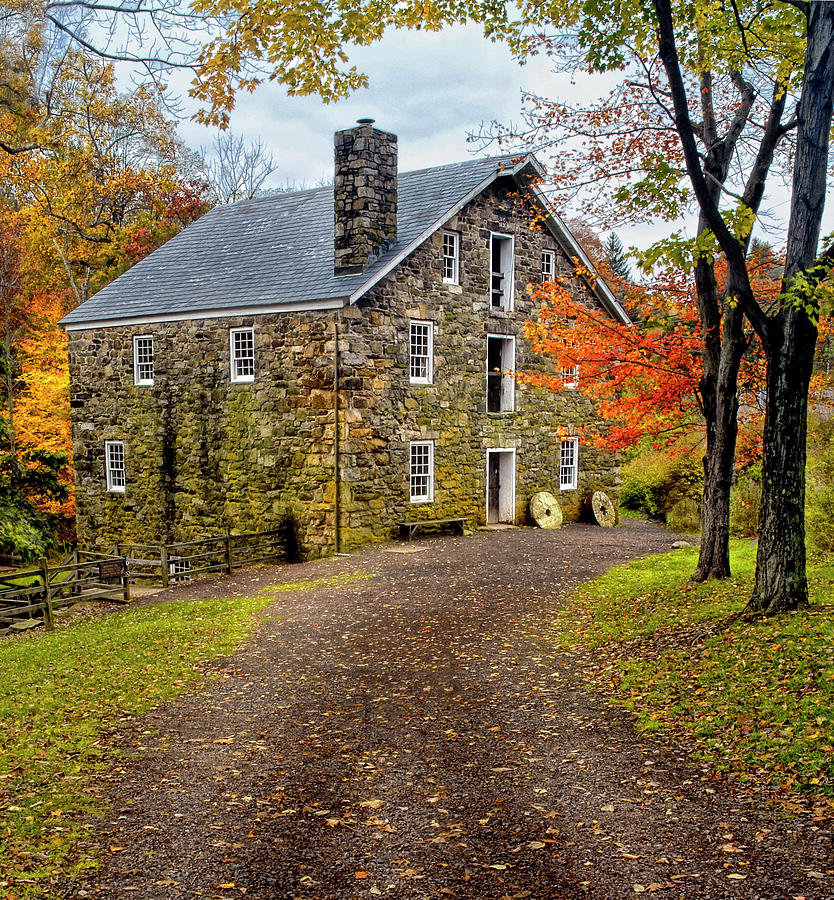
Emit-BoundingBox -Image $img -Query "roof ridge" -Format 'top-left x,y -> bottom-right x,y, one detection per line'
399,153 -> 523,179
222,154 -> 527,209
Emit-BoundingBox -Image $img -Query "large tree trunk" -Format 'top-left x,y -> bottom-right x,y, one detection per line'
746,1 -> 834,615
748,315 -> 815,613
693,303 -> 745,581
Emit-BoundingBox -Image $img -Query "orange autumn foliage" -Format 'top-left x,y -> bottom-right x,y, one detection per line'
523,248 -> 829,465
0,53 -> 211,547
523,271 -> 707,451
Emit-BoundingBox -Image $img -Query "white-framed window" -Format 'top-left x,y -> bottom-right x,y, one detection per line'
230,327 -> 255,383
561,365 -> 579,389
169,557 -> 192,584
541,249 -> 555,284
560,437 -> 579,490
409,320 -> 433,384
490,233 -> 514,311
442,231 -> 460,284
409,440 -> 434,503
133,335 -> 154,385
486,334 -> 515,413
105,440 -> 126,493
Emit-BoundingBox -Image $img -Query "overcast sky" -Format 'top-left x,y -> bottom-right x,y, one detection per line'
174,25 -> 559,184
169,23 -> 830,259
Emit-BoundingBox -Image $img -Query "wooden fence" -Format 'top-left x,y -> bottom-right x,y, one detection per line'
0,527 -> 293,636
0,550 -> 129,636
116,527 -> 291,588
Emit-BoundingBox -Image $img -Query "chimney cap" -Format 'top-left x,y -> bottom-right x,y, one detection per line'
356,117 -> 375,125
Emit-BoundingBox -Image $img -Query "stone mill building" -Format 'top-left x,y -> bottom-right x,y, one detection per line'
61,120 -> 630,558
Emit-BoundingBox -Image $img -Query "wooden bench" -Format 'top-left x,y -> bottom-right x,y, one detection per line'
398,517 -> 466,542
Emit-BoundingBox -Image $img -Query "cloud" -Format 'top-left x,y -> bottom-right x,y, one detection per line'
176,24 -> 558,184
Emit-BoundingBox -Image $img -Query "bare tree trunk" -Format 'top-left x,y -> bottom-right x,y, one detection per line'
694,303 -> 745,581
747,1 -> 834,615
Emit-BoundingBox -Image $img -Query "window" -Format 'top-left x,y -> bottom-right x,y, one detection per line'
410,320 -> 433,384
230,327 -> 255,382
561,365 -> 579,389
560,438 -> 579,490
490,233 -> 514,311
409,441 -> 434,503
486,335 -> 515,413
541,249 -> 555,284
133,335 -> 154,385
105,441 -> 126,493
442,231 -> 459,284
169,557 -> 192,584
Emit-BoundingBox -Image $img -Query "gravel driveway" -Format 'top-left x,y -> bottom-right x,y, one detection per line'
66,521 -> 832,899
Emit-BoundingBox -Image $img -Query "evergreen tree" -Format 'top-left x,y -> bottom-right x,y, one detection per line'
603,232 -> 630,281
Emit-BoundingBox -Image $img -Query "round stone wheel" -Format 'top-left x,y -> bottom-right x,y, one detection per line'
529,491 -> 563,529
584,490 -> 616,527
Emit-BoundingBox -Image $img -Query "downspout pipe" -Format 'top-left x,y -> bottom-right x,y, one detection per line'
333,320 -> 341,554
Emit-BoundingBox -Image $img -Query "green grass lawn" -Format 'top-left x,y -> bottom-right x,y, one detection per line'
557,541 -> 834,805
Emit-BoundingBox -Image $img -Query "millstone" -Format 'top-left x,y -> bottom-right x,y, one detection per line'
585,490 -> 616,527
529,491 -> 563,529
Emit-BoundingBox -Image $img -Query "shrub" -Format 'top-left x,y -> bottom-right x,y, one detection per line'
666,498 -> 700,533
806,415 -> 834,557
619,449 -> 702,523
730,462 -> 762,538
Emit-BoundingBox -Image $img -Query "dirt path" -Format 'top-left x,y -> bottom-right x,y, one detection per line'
66,522 -> 832,900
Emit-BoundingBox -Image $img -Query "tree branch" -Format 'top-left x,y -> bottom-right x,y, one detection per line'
652,0 -> 771,341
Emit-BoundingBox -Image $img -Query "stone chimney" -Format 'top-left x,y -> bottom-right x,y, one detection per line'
334,119 -> 397,275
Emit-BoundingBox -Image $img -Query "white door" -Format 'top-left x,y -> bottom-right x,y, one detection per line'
486,450 -> 516,524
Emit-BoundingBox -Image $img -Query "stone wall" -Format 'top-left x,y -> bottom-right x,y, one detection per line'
68,176 -> 619,557
334,177 -> 619,547
69,312 -> 339,555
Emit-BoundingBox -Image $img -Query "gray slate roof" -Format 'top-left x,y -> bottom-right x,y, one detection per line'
61,155 -> 527,328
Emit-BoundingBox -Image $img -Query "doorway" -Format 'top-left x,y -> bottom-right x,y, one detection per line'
486,449 -> 516,524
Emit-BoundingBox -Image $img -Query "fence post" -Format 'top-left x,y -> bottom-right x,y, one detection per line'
121,559 -> 132,605
40,557 -> 55,631
72,547 -> 80,598
160,544 -> 169,589
224,528 -> 233,575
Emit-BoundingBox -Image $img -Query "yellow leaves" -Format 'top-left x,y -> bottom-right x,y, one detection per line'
719,843 -> 744,853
